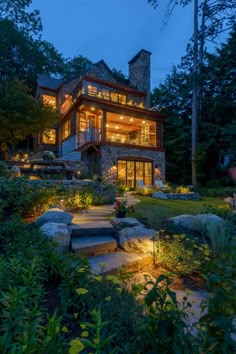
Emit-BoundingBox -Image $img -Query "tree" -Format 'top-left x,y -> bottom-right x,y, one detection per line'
0,0 -> 42,37
62,55 -> 92,81
152,27 -> 236,184
0,80 -> 58,159
152,66 -> 192,183
148,0 -> 236,187
0,19 -> 65,90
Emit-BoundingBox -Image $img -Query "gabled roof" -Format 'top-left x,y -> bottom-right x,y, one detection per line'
37,74 -> 62,90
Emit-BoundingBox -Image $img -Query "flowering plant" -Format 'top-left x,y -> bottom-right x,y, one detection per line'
114,199 -> 135,214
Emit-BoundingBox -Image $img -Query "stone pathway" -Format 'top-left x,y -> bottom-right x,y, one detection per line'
70,193 -> 213,332
72,192 -> 140,224
70,192 -> 140,255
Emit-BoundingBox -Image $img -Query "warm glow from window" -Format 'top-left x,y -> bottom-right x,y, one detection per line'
63,119 -> 71,139
43,95 -> 56,108
42,129 -> 56,144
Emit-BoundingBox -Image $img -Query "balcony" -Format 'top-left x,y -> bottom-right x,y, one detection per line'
77,80 -> 145,109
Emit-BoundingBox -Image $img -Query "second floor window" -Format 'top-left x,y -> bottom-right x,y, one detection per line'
42,129 -> 56,144
63,119 -> 71,139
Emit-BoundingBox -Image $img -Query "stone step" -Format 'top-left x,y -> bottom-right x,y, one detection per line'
89,252 -> 152,274
72,236 -> 117,256
70,221 -> 116,237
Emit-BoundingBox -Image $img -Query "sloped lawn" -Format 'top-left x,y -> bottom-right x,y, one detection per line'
133,195 -> 228,228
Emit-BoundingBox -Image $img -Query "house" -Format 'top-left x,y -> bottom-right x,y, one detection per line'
35,49 -> 166,188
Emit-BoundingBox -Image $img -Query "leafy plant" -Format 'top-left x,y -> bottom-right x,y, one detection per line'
154,232 -> 210,276
134,274 -> 198,353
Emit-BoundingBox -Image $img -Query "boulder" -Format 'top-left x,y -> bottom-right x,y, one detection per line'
166,213 -> 223,234
40,222 -> 71,252
224,197 -> 233,205
35,208 -> 73,226
167,214 -> 196,230
112,217 -> 143,231
118,226 -> 156,254
195,213 -> 223,225
152,191 -> 168,199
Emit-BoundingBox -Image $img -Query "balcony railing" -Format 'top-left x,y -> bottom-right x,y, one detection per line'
78,128 -> 101,147
107,132 -> 157,148
78,129 -> 157,149
79,83 -> 145,109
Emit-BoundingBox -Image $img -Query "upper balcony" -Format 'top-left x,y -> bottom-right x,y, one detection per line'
76,79 -> 146,109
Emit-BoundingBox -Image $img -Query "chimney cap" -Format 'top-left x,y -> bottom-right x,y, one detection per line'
128,49 -> 152,65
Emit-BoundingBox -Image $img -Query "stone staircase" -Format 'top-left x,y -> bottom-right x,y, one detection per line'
61,151 -> 81,161
69,193 -> 148,273
70,220 -> 117,256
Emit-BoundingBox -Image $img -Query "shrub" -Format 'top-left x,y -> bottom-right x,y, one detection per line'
199,251 -> 236,353
175,185 -> 190,193
92,183 -> 116,205
133,275 -> 199,353
0,177 -> 58,218
0,218 -> 68,353
136,186 -> 154,195
0,161 -> 9,178
154,232 -> 210,276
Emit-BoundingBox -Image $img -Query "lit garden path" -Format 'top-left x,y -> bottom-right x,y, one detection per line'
71,192 -> 140,224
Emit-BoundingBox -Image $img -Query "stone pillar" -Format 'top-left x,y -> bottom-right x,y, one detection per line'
128,49 -> 151,108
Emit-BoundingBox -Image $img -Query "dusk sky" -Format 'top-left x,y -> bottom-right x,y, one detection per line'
31,0 -> 196,88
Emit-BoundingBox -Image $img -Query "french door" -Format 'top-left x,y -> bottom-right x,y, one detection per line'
117,159 -> 152,189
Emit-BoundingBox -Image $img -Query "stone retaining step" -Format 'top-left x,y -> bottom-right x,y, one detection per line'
70,221 -> 116,237
89,252 -> 152,274
72,236 -> 117,255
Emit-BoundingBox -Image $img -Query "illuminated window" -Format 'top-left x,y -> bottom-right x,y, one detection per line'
88,85 -> 97,96
42,129 -> 56,144
111,92 -> 118,102
63,119 -> 71,139
42,95 -> 56,108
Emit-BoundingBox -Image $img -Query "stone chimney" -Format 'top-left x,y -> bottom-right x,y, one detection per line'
128,49 -> 151,108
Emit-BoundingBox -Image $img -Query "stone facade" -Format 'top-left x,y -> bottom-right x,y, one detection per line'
128,49 -> 151,108
100,144 -> 165,184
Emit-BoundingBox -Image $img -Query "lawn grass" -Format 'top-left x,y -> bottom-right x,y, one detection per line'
132,195 -> 229,229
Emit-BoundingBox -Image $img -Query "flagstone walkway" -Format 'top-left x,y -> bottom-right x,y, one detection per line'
72,192 -> 140,224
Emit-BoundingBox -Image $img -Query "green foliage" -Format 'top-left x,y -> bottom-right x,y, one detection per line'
0,80 -> 58,158
115,179 -> 126,197
199,251 -> 236,353
134,274 -> 198,353
0,161 -> 9,177
0,218 -> 67,353
154,233 -> 210,276
0,177 -> 58,218
62,55 -> 92,81
0,19 -> 64,88
175,185 -> 190,193
136,186 -> 155,195
92,183 -> 116,205
0,0 -> 42,36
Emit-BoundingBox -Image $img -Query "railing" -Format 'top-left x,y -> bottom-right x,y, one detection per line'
78,128 -> 101,147
81,85 -> 145,109
106,132 -> 157,148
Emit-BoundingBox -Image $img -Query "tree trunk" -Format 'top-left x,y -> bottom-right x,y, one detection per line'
191,0 -> 199,189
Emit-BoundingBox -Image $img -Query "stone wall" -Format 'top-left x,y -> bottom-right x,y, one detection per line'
100,145 -> 165,184
166,193 -> 200,200
128,50 -> 151,108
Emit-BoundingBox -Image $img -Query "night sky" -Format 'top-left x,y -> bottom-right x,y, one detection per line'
31,0 -> 195,88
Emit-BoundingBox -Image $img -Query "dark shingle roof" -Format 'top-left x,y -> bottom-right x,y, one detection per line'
37,74 -> 62,90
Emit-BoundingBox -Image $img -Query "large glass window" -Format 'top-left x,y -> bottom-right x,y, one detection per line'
63,119 -> 71,139
42,129 -> 56,145
106,112 -> 157,148
43,95 -> 56,109
118,160 -> 153,188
